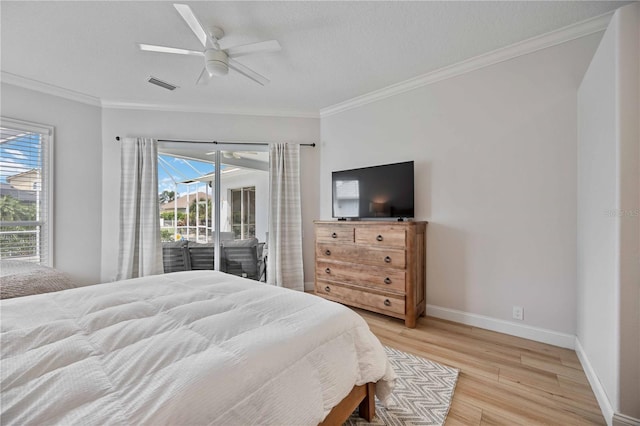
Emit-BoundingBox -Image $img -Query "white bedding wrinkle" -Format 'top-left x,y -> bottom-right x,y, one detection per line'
0,270 -> 395,425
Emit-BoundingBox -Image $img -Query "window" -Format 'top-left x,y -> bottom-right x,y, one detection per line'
0,118 -> 53,265
230,186 -> 255,239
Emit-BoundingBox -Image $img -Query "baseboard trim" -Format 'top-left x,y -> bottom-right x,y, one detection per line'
426,304 -> 575,349
613,413 -> 640,426
575,338 -> 615,425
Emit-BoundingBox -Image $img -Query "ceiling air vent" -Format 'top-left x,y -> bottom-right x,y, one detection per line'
147,76 -> 178,91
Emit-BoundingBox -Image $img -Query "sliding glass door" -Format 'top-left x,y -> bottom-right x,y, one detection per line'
156,142 -> 268,279
219,150 -> 268,280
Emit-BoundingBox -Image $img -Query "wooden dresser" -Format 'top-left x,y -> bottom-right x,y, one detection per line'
314,220 -> 427,328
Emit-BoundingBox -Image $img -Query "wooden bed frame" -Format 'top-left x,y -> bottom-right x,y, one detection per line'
319,382 -> 375,425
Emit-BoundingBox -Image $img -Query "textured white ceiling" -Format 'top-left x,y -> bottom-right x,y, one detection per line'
0,1 -> 627,116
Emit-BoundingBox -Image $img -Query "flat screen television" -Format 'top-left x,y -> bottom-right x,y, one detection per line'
332,161 -> 414,219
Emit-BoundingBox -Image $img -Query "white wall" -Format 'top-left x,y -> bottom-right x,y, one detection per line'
577,3 -> 639,421
577,17 -> 619,415
615,4 -> 640,419
1,84 -> 103,285
320,34 -> 603,335
101,108 -> 319,285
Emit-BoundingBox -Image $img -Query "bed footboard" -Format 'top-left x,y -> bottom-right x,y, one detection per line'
319,382 -> 376,425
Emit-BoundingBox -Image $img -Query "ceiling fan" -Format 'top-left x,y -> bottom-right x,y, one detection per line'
138,3 -> 281,86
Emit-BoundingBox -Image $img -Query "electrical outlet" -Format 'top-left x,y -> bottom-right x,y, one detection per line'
513,306 -> 524,321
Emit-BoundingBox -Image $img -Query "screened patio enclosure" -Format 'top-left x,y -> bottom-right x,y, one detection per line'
157,142 -> 269,278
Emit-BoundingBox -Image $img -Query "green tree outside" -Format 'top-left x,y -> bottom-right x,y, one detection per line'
0,195 -> 39,258
158,190 -> 176,204
189,198 -> 211,225
160,211 -> 186,222
0,195 -> 36,221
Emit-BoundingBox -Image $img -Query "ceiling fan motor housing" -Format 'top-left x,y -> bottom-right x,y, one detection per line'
205,49 -> 229,76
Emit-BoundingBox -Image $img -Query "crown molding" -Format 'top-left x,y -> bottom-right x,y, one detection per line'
1,72 -> 318,119
320,11 -> 614,118
100,100 -> 320,119
1,71 -> 101,107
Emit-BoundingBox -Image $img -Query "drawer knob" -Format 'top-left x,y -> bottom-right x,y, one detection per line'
376,235 -> 383,241
384,299 -> 391,306
384,277 -> 391,284
331,232 -> 337,238
325,268 -> 331,274
325,249 -> 331,256
384,256 -> 391,263
325,286 -> 331,292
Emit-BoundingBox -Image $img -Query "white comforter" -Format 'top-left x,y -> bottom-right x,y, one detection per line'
1,271 -> 395,425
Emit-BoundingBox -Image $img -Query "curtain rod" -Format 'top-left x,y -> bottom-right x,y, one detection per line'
115,136 -> 315,147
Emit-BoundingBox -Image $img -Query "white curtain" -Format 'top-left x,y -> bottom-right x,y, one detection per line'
267,143 -> 304,291
116,138 -> 163,280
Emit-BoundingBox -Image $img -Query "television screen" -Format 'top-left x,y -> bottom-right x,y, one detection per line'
332,161 -> 414,219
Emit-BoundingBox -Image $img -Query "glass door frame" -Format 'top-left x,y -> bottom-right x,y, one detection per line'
157,141 -> 269,272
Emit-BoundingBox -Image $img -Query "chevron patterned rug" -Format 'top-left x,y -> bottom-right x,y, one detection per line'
346,346 -> 459,426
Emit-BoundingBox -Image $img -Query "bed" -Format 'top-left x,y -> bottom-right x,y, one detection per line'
0,270 -> 396,425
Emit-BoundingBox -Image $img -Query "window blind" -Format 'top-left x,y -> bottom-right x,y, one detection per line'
0,118 -> 53,265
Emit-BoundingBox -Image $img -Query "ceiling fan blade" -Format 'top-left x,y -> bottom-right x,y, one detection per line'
174,3 -> 213,48
226,40 -> 281,59
138,43 -> 203,57
196,67 -> 211,85
228,58 -> 269,86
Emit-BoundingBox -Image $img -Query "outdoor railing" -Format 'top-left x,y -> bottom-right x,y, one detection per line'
0,227 -> 39,259
160,225 -> 215,243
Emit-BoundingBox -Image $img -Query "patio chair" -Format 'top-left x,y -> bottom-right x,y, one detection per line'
222,237 -> 260,280
258,242 -> 266,282
162,241 -> 191,273
222,246 -> 259,280
220,232 -> 235,242
188,242 -> 215,270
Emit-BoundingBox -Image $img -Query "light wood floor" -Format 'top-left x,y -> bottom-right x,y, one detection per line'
354,309 -> 605,425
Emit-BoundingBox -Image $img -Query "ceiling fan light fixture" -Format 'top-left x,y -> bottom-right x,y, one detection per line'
139,4 -> 278,86
207,61 -> 228,76
205,49 -> 229,76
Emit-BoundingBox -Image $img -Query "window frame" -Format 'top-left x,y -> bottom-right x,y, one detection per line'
230,186 -> 256,240
0,117 -> 54,266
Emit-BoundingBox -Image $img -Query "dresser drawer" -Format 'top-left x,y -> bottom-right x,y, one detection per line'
316,260 -> 405,293
355,226 -> 406,248
316,243 -> 406,269
316,282 -> 405,315
315,224 -> 354,243
314,220 -> 427,328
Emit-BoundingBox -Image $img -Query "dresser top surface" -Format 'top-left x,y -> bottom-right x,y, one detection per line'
314,220 -> 427,226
